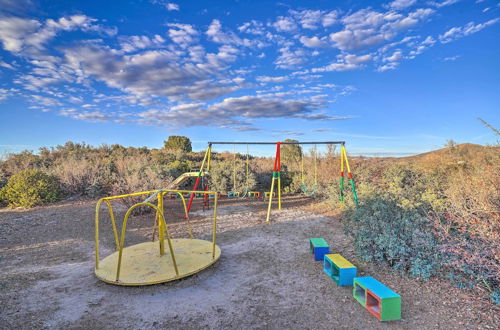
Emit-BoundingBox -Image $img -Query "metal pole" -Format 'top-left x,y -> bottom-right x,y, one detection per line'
208,141 -> 345,145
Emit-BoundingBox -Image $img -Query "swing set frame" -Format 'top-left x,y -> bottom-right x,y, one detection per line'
186,141 -> 359,222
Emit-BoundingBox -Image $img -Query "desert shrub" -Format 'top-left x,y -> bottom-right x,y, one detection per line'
382,165 -> 428,209
281,139 -> 302,164
1,150 -> 41,175
0,168 -> 8,189
49,155 -> 108,197
0,169 -> 62,208
110,155 -> 173,195
168,159 -> 193,177
208,159 -> 256,193
342,198 -> 441,279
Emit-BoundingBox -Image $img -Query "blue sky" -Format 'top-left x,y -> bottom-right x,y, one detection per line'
0,0 -> 498,156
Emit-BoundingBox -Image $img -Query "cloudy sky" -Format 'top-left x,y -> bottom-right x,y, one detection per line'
0,0 -> 498,156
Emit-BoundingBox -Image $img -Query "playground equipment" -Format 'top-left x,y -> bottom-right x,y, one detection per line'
309,238 -> 330,261
353,277 -> 401,321
323,254 -> 357,286
309,238 -> 401,322
169,172 -> 206,188
94,189 -> 220,286
186,141 -> 359,222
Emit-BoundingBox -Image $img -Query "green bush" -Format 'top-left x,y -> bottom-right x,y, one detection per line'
163,136 -> 192,153
208,159 -> 257,193
0,169 -> 62,208
342,198 -> 441,279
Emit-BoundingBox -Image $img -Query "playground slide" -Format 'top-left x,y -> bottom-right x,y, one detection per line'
169,172 -> 205,188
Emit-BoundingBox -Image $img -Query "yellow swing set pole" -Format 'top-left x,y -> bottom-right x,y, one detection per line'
341,144 -> 359,206
278,171 -> 282,210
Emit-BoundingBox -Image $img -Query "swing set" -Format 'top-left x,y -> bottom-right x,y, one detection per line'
186,141 -> 359,222
93,140 -> 358,286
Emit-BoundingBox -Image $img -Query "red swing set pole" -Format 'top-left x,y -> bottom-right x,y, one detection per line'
266,142 -> 281,222
185,145 -> 211,217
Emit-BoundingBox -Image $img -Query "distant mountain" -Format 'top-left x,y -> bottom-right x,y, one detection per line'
398,143 -> 499,168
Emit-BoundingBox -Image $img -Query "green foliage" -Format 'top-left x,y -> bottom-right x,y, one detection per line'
163,136 -> 192,153
0,168 -> 7,189
208,159 -> 256,193
0,169 -> 62,208
281,139 -> 302,164
342,198 -> 441,279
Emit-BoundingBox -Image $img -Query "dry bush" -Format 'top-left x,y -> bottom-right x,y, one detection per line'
49,155 -> 106,197
110,154 -> 174,210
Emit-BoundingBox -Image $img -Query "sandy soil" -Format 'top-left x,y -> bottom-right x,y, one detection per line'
0,196 -> 498,329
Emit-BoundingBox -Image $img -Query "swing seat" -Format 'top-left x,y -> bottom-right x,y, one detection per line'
227,191 -> 240,198
301,183 -> 317,197
264,192 -> 275,200
248,191 -> 260,198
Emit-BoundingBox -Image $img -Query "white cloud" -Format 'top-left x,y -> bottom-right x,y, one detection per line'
238,20 -> 266,35
0,16 -> 40,52
443,55 -> 460,61
0,88 -> 16,101
274,47 -> 307,69
289,9 -> 339,29
138,93 -> 335,129
0,0 -> 35,15
206,19 -> 244,45
59,108 -> 117,122
387,0 -> 417,10
30,94 -> 62,106
167,23 -> 198,47
166,2 -> 179,11
0,14 -> 116,54
439,18 -> 500,43
119,35 -> 166,52
290,10 -> 324,30
62,44 -> 238,102
377,62 -> 399,71
384,50 -> 403,62
256,76 -> 289,83
0,58 -> 14,69
272,16 -> 297,32
330,8 -> 434,51
427,0 -> 461,8
299,36 -> 328,48
313,53 -> 372,72
407,35 -> 436,56
322,11 -> 339,27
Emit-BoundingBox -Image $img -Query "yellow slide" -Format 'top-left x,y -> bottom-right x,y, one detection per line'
169,172 -> 206,189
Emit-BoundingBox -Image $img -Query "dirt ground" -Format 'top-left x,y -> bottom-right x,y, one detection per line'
0,196 -> 499,329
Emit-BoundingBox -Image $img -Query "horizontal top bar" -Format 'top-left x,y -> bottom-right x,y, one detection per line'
208,141 -> 345,145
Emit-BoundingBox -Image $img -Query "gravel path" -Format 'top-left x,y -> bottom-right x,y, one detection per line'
0,197 -> 498,329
